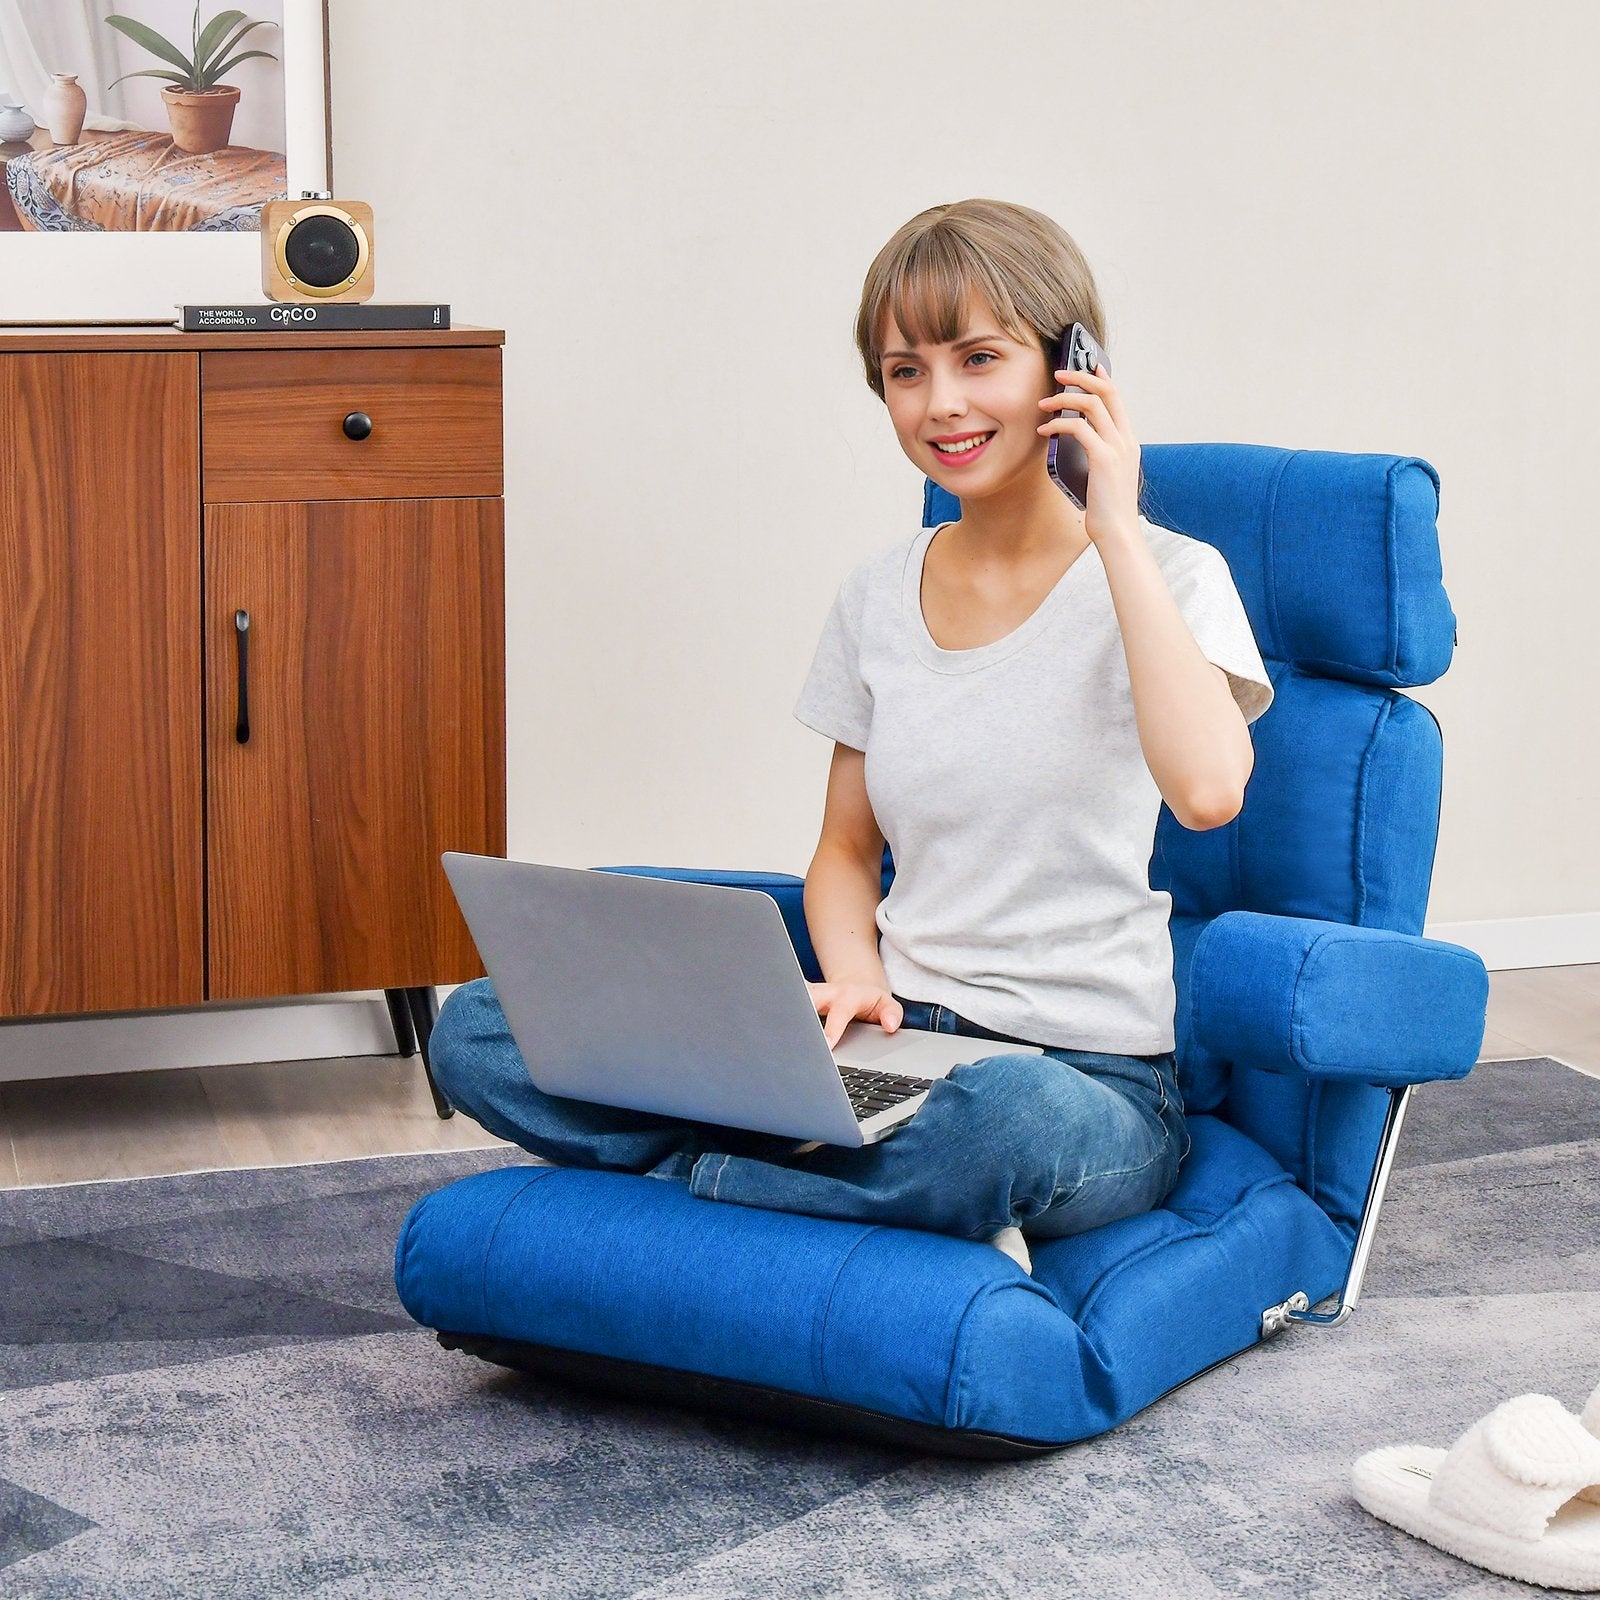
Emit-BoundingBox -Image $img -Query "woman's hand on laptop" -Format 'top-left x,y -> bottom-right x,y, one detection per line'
806,982 -> 903,1050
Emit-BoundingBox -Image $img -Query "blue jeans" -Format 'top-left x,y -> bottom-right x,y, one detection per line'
427,977 -> 1189,1245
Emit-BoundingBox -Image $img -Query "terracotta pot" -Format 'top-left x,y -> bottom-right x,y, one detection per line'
42,74 -> 87,144
160,83 -> 239,155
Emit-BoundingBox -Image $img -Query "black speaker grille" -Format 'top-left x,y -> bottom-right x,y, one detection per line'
285,213 -> 361,287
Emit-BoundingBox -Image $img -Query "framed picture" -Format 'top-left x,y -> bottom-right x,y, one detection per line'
0,0 -> 332,324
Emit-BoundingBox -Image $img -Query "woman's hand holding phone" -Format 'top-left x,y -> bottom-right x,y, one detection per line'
806,981 -> 902,1050
1040,332 -> 1143,549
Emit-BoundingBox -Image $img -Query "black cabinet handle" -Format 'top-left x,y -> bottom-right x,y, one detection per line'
343,411 -> 373,440
234,609 -> 250,744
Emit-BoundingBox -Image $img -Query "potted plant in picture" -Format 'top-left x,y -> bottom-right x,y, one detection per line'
104,3 -> 279,155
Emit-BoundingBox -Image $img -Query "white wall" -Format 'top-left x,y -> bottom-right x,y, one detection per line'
341,0 -> 1588,928
3,0 -> 1594,1079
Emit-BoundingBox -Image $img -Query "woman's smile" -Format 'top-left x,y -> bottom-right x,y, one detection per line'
930,429 -> 996,464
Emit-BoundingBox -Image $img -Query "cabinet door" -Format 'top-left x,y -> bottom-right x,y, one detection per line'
0,351 -> 202,1016
205,497 -> 505,999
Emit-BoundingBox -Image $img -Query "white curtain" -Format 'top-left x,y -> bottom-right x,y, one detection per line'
0,0 -> 136,129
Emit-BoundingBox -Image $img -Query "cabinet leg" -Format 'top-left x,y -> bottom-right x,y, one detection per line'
406,985 -> 453,1119
384,988 -> 417,1058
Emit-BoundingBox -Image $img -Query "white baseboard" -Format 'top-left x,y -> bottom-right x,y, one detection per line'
1423,911 -> 1600,971
0,909 -> 1593,1084
0,986 -> 464,1084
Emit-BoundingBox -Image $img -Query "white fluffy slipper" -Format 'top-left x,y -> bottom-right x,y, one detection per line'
1352,1381 -> 1600,1591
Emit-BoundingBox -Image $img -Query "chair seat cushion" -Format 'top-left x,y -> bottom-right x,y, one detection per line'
395,1115 -> 1352,1453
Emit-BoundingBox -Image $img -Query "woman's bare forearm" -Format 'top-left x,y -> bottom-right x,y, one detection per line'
803,843 -> 890,987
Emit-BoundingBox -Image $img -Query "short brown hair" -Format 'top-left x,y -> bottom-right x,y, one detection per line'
854,198 -> 1107,402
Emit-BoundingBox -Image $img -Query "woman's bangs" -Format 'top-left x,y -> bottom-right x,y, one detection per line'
884,262 -> 968,354
884,239 -> 1021,357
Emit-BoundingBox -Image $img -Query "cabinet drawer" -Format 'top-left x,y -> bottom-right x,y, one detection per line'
201,346 -> 503,502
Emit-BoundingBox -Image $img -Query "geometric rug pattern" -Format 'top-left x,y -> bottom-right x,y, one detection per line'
2,1057 -> 1596,1598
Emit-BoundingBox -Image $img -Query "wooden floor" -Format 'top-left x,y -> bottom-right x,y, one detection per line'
0,965 -> 1595,1189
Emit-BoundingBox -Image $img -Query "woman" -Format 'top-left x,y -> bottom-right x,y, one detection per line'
427,198 -> 1273,1276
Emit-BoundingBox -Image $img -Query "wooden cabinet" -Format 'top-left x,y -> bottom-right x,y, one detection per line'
0,326 -> 506,1023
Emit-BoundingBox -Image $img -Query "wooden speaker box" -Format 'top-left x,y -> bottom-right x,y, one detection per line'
261,199 -> 376,303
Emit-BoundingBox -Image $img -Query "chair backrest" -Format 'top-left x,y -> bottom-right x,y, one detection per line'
919,446 -> 1460,1237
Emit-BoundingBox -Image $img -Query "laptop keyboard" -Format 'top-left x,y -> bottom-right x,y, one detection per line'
837,1064 -> 931,1121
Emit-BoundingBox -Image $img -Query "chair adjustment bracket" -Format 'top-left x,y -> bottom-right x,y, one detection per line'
1259,1083 -> 1415,1339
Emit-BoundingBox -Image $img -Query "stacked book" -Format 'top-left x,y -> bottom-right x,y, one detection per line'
176,303 -> 451,331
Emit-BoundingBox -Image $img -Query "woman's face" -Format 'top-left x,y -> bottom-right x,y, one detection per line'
877,293 -> 1054,500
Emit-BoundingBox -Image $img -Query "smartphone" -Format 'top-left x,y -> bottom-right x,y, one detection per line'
1047,323 -> 1108,510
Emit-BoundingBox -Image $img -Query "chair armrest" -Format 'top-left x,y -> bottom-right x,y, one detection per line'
1190,910 -> 1489,1087
591,865 -> 820,979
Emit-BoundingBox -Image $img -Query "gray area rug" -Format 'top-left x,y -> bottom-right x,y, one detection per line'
1,1057 -> 1597,1599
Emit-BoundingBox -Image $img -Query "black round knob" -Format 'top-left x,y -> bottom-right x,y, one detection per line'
342,411 -> 373,441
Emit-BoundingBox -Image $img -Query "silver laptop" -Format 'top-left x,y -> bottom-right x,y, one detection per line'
440,852 -> 1042,1148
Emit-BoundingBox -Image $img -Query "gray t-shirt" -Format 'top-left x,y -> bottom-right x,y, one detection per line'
792,514 -> 1273,1054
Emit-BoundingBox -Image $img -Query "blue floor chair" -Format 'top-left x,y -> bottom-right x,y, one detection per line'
395,444 -> 1489,1458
